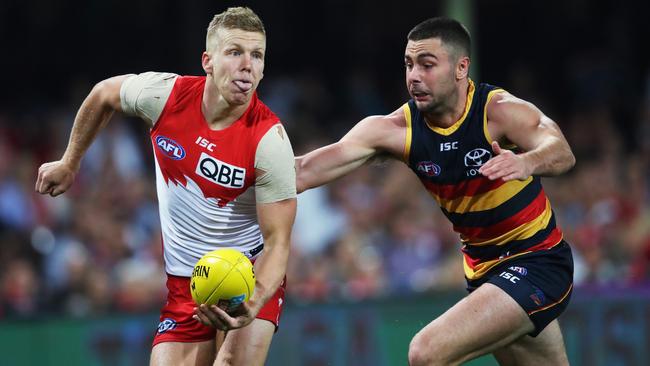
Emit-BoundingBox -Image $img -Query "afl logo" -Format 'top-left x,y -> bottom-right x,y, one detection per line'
156,136 -> 186,160
464,148 -> 491,167
416,161 -> 441,177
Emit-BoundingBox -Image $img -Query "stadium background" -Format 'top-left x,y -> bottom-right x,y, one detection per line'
1,0 -> 650,364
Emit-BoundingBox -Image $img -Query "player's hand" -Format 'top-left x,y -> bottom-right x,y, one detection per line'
478,141 -> 531,181
35,160 -> 77,197
193,301 -> 260,331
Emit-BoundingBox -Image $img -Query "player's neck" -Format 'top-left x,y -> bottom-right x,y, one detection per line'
201,85 -> 251,131
423,79 -> 470,128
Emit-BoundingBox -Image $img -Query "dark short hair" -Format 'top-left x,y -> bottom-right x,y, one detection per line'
407,17 -> 471,58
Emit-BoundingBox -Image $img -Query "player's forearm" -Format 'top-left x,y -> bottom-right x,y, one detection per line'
296,143 -> 371,193
522,137 -> 575,176
249,235 -> 290,310
61,79 -> 123,170
62,92 -> 114,169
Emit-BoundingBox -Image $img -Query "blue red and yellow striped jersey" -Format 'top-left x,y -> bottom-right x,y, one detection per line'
403,80 -> 563,280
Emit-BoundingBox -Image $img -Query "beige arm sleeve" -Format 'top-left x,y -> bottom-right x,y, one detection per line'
255,124 -> 297,203
119,72 -> 177,125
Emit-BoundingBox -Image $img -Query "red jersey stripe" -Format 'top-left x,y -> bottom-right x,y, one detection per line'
421,177 -> 507,201
454,189 -> 547,240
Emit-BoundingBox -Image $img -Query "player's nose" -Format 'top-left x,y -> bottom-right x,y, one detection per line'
406,68 -> 421,84
239,54 -> 252,72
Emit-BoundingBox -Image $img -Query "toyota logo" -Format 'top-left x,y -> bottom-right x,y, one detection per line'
464,148 -> 492,167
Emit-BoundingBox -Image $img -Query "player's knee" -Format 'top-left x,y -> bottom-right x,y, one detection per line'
408,334 -> 434,366
409,332 -> 456,366
215,349 -> 235,366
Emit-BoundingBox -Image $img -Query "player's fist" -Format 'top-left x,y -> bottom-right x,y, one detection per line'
35,160 -> 77,197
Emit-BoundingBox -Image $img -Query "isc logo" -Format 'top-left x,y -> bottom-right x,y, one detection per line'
440,141 -> 458,151
499,271 -> 520,284
156,136 -> 186,160
196,153 -> 246,188
195,136 -> 216,152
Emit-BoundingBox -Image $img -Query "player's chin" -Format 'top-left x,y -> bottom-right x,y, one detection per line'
226,92 -> 252,105
414,99 -> 434,112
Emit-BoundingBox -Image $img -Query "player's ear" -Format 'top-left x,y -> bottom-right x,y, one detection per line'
202,52 -> 213,75
456,56 -> 470,80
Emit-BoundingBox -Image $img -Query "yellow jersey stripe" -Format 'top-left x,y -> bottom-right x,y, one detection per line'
402,103 -> 412,163
427,79 -> 476,136
463,237 -> 563,280
465,198 -> 552,246
430,176 -> 533,213
482,88 -> 505,143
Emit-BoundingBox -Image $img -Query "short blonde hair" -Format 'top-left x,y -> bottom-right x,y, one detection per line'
206,7 -> 266,51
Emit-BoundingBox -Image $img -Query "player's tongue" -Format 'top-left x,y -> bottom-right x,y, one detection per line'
233,80 -> 252,92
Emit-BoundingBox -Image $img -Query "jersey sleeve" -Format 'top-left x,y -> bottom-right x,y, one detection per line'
254,124 -> 297,203
120,72 -> 178,125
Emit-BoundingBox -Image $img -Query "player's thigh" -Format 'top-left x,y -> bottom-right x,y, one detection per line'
492,319 -> 569,366
409,283 -> 534,365
214,318 -> 276,366
150,340 -> 215,366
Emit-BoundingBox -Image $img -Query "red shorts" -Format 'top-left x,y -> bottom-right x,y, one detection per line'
152,274 -> 286,346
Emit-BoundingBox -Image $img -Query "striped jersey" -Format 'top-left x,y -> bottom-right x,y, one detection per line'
403,80 -> 564,280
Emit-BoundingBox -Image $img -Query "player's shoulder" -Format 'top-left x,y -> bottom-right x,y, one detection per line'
172,74 -> 204,90
124,71 -> 179,87
360,105 -> 408,130
346,105 -> 407,155
159,74 -> 204,110
486,90 -> 539,120
249,94 -> 282,127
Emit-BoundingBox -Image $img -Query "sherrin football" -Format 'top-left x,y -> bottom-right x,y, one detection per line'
190,248 -> 255,308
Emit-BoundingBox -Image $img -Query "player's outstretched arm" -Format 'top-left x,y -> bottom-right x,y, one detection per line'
35,74 -> 133,196
296,115 -> 388,193
479,92 -> 576,181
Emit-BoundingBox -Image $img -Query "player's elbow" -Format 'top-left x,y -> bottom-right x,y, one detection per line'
566,150 -> 576,171
91,76 -> 127,111
296,175 -> 308,194
560,146 -> 576,174
294,157 -> 312,194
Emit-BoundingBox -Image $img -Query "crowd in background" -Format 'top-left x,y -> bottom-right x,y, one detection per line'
1,1 -> 649,319
1,66 -> 649,318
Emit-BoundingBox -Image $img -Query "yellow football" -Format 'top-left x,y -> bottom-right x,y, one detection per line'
190,248 -> 255,308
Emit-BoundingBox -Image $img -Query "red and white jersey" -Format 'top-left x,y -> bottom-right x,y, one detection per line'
121,73 -> 296,276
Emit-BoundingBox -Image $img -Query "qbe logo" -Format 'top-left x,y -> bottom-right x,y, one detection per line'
156,136 -> 186,160
196,152 -> 246,189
